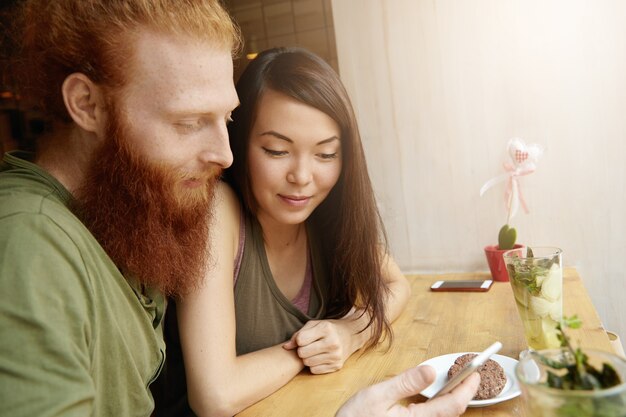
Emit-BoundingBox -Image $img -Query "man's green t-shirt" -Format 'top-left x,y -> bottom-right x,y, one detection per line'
0,151 -> 166,416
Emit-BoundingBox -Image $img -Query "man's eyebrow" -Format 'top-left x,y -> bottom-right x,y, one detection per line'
259,130 -> 340,145
165,101 -> 240,116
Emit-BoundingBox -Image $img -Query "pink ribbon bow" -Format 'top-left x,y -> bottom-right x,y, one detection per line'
480,138 -> 543,221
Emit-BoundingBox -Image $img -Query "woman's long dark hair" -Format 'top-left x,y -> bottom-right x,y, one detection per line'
225,47 -> 391,349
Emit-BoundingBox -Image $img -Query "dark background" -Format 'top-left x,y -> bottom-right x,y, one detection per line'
0,0 -> 337,154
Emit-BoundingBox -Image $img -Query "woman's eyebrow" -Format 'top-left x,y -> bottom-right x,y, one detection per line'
259,130 -> 292,142
259,131 -> 339,145
316,136 -> 339,145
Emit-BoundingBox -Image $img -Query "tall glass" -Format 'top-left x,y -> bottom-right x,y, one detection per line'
503,247 -> 563,350
516,349 -> 626,417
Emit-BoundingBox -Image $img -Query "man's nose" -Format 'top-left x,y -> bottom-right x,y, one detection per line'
199,128 -> 233,168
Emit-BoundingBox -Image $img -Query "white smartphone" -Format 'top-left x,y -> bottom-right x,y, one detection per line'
427,341 -> 503,401
430,280 -> 493,292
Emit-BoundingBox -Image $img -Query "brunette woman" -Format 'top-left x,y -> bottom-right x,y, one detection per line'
154,47 -> 411,417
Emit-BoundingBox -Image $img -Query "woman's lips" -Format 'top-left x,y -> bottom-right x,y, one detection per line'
279,194 -> 311,207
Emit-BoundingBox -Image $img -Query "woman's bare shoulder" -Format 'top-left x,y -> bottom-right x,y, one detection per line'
211,181 -> 242,249
214,181 -> 241,217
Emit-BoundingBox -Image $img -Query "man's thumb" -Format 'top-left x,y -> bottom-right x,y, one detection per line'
383,365 -> 437,401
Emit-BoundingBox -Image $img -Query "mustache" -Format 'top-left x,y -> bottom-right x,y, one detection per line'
179,167 -> 223,182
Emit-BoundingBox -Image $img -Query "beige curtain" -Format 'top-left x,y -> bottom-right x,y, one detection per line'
332,0 -> 626,342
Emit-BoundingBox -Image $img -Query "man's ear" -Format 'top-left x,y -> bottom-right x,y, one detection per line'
62,73 -> 107,135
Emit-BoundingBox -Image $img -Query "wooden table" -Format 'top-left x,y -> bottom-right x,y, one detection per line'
236,268 -> 615,416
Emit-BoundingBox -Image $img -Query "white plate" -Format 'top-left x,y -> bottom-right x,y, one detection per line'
419,353 -> 521,407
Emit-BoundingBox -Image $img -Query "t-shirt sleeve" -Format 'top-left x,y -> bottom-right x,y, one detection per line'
0,213 -> 95,417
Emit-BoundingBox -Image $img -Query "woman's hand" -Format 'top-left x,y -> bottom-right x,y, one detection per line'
283,316 -> 364,374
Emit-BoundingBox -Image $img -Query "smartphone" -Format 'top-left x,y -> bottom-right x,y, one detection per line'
430,280 -> 493,292
427,341 -> 503,401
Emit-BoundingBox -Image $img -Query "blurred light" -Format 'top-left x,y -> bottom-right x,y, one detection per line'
1,91 -> 13,99
246,35 -> 259,60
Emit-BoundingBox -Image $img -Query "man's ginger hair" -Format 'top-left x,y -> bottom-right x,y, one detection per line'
15,0 -> 241,123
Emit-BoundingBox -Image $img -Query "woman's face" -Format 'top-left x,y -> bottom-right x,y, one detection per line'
247,88 -> 342,229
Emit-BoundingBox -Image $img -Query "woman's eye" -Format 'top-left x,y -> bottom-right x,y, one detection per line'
319,152 -> 339,160
262,147 -> 288,157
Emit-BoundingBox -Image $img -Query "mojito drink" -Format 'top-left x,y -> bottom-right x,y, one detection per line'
504,247 -> 563,350
516,349 -> 626,417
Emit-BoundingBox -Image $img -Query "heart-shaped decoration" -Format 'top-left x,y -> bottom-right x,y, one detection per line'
515,150 -> 528,164
508,138 -> 543,168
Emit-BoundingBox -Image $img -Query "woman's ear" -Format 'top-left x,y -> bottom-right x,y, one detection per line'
62,73 -> 106,135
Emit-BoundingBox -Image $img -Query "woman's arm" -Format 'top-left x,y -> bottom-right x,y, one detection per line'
178,183 -> 305,417
284,251 -> 411,374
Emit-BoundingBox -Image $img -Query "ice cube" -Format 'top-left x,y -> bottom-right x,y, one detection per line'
540,266 -> 562,301
530,296 -> 552,318
541,317 -> 561,348
549,298 -> 562,322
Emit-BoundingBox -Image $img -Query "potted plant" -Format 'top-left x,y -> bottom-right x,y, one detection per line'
484,224 -> 524,282
480,138 -> 543,282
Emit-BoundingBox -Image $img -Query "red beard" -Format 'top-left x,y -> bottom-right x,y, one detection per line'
71,108 -> 220,296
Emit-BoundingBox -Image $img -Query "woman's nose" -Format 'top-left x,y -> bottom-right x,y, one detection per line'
287,159 -> 312,185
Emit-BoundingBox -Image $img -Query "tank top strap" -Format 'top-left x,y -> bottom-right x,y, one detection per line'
233,206 -> 246,285
290,252 -> 312,314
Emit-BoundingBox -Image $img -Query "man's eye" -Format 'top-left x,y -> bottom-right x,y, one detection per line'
174,118 -> 210,134
174,120 -> 204,133
262,147 -> 288,157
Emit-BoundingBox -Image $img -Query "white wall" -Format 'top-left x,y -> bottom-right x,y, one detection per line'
332,0 -> 626,341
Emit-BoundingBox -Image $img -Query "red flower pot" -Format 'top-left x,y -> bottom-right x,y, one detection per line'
484,244 -> 525,282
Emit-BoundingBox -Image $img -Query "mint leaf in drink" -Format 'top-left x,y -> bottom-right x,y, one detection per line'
563,315 -> 582,329
534,316 -> 621,391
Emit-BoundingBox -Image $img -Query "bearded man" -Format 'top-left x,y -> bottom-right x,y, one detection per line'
0,1 -> 240,415
0,1 -> 482,416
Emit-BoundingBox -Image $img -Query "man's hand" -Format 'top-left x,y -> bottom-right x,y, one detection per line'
283,318 -> 358,374
335,365 -> 480,417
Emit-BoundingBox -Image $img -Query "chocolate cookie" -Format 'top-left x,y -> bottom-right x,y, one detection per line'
447,353 -> 507,400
